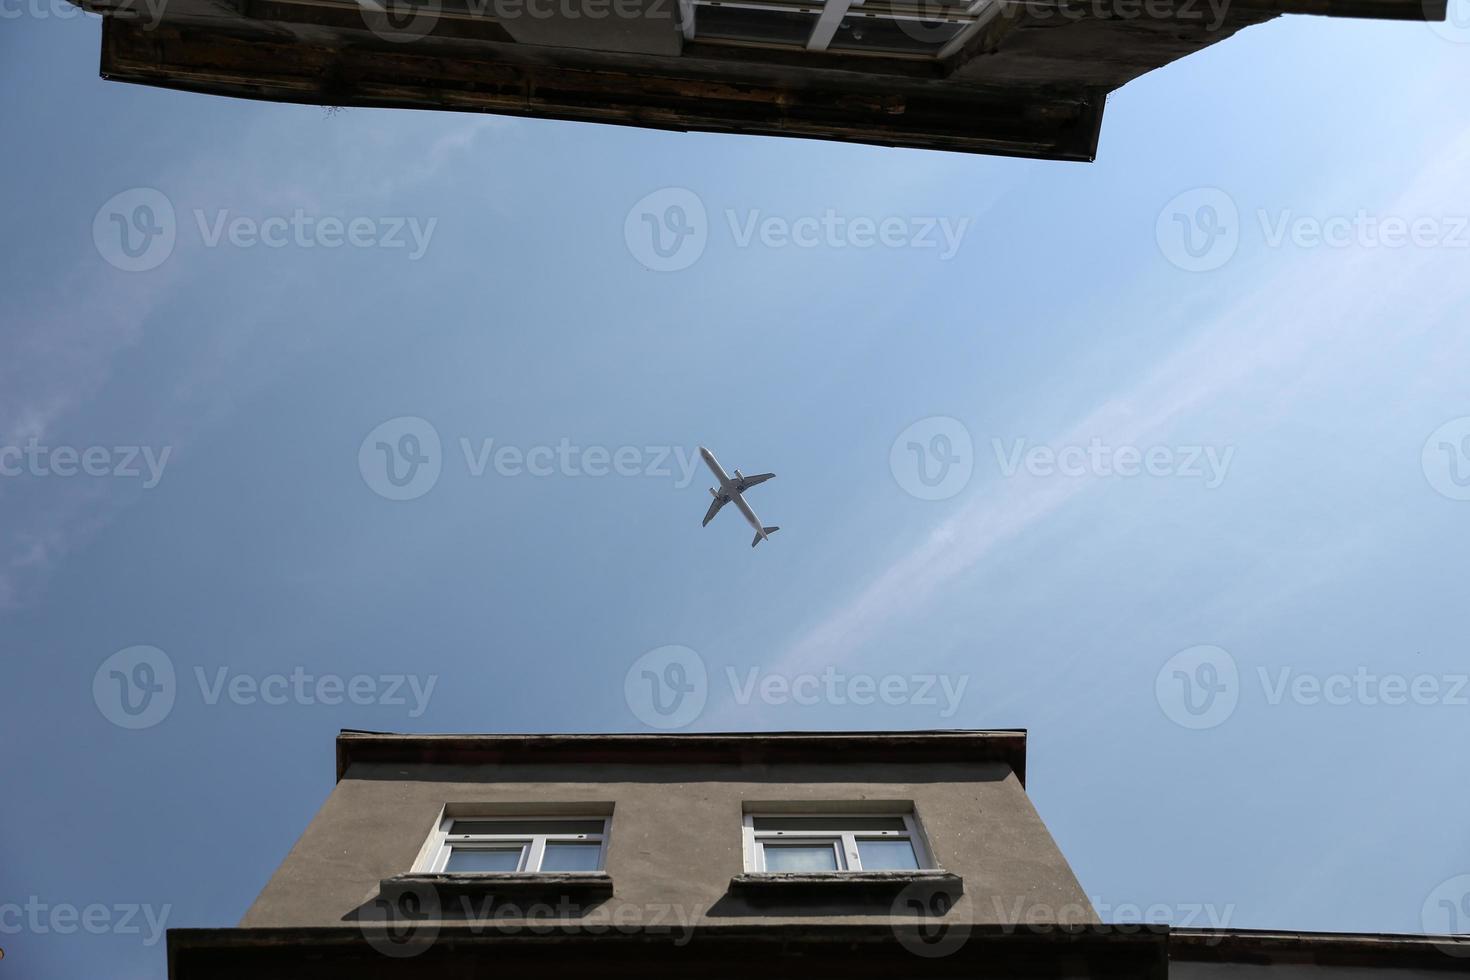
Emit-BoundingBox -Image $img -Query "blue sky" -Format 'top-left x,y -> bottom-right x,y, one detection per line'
3,6 -> 1470,978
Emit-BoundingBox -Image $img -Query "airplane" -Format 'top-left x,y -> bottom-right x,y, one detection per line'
699,446 -> 779,548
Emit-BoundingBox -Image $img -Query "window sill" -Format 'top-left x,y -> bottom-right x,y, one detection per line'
729,869 -> 962,901
380,871 -> 613,906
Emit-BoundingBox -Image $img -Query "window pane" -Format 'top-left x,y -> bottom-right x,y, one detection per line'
445,847 -> 523,872
450,819 -> 605,836
753,816 -> 907,833
857,838 -> 920,870
827,15 -> 966,54
697,6 -> 819,46
540,842 -> 604,872
763,843 -> 840,872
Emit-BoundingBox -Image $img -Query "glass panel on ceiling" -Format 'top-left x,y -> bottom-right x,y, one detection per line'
827,14 -> 966,53
697,5 -> 820,45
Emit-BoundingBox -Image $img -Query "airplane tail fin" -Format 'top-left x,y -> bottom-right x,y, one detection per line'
751,526 -> 780,548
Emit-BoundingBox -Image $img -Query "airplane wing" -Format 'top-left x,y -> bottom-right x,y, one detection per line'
702,495 -> 728,527
735,473 -> 775,493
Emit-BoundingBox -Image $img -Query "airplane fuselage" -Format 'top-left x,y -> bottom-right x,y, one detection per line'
700,447 -> 773,544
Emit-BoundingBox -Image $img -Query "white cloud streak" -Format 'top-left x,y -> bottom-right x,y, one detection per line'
771,123 -> 1470,678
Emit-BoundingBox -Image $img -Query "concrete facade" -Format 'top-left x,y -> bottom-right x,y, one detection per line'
164,730 -> 1470,980
243,729 -> 1092,929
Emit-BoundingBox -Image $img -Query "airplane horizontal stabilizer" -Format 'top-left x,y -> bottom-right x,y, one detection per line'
751,526 -> 780,548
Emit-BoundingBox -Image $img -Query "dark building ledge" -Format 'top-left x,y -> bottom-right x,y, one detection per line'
379,872 -> 613,909
729,869 -> 962,904
337,729 -> 1028,785
170,923 -> 1172,980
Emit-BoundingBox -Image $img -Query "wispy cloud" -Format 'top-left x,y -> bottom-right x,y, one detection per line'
771,123 -> 1470,678
0,109 -> 507,611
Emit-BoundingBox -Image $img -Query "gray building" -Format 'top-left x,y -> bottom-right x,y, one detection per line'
73,0 -> 1441,159
167,729 -> 1469,978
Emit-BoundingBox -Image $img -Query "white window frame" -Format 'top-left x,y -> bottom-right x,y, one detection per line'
418,815 -> 609,874
687,0 -> 994,58
741,811 -> 933,872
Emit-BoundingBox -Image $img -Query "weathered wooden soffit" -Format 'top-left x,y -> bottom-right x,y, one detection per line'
74,0 -> 1443,159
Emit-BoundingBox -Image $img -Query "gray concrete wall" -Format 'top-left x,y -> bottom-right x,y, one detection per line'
242,758 -> 1095,929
